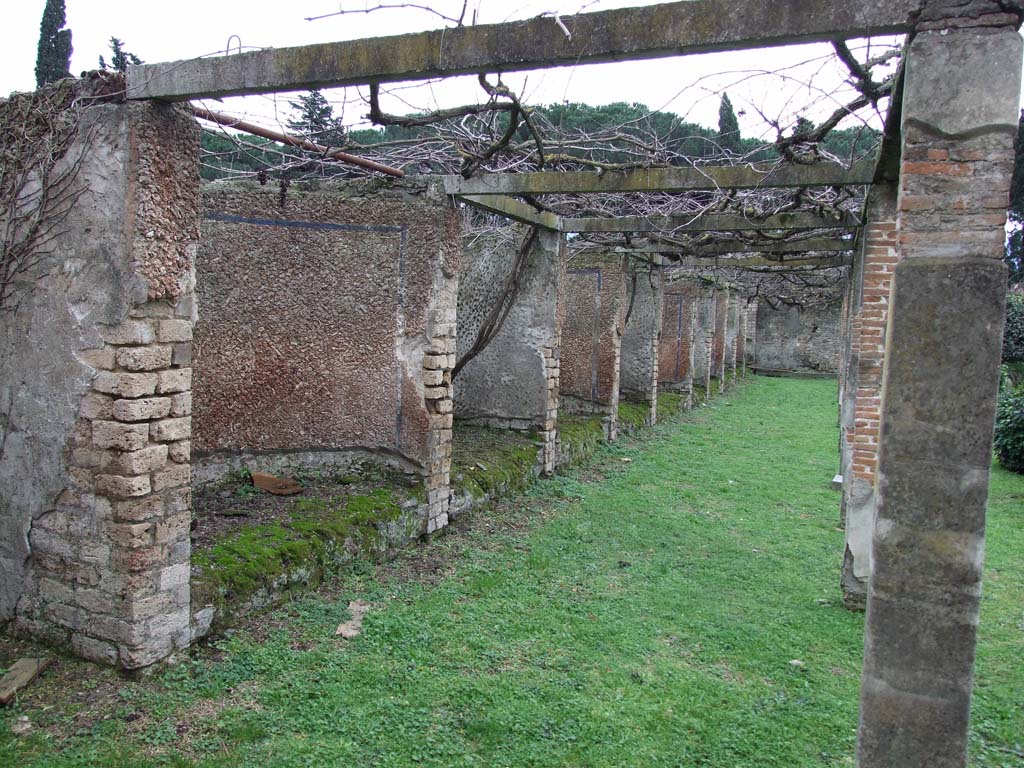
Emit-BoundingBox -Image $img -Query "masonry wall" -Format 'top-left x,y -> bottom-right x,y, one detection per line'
711,288 -> 728,392
619,264 -> 664,422
693,287 -> 714,398
560,254 -> 628,436
454,226 -> 564,473
196,181 -> 459,532
754,299 -> 842,373
659,282 -> 698,404
0,92 -> 200,667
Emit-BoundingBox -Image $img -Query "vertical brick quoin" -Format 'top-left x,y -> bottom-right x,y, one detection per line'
710,286 -> 729,394
856,12 -> 1023,768
1,96 -> 201,669
841,185 -> 898,610
194,180 -> 461,536
558,252 -> 629,440
619,261 -> 664,425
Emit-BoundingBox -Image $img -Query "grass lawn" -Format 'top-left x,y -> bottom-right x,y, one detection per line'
1,376 -> 1021,767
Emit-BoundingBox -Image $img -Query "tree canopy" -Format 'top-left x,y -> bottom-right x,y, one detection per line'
35,0 -> 72,88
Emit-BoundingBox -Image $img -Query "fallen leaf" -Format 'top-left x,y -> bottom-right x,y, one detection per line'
251,471 -> 303,496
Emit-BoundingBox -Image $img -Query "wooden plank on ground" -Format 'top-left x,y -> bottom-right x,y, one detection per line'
0,658 -> 53,706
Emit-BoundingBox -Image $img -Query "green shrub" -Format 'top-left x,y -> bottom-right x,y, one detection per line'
994,371 -> 1024,473
1004,293 -> 1024,362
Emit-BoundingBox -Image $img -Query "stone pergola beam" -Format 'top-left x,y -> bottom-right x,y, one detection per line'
127,0 -> 919,101
613,236 -> 854,256
454,194 -> 562,230
564,210 -> 858,234
444,158 -> 874,196
667,254 -> 853,269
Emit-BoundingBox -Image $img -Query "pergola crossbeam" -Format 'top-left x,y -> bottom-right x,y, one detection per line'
666,253 -> 853,269
563,210 -> 859,233
127,0 -> 918,100
444,157 -> 874,196
455,194 -> 562,230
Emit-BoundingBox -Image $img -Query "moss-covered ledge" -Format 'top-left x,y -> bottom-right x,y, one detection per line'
191,488 -> 421,635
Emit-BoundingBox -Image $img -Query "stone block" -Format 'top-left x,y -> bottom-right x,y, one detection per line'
114,496 -> 165,522
79,392 -> 114,420
152,463 -> 191,492
167,440 -> 190,463
108,444 -> 168,476
102,320 -> 155,346
71,634 -> 119,666
159,563 -> 190,590
92,420 -> 150,452
116,345 -> 173,372
172,343 -> 192,367
157,368 -> 192,394
155,513 -> 190,545
113,397 -> 172,422
95,474 -> 151,499
107,522 -> 154,549
169,392 -> 192,417
150,417 -> 191,443
158,319 -> 193,343
93,372 -> 159,398
76,346 -> 116,370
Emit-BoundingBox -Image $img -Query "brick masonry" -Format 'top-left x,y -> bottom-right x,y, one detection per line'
560,253 -> 629,440
620,263 -> 664,424
454,227 -> 565,475
2,98 -> 201,668
711,287 -> 729,394
659,280 -> 700,408
195,180 -> 460,534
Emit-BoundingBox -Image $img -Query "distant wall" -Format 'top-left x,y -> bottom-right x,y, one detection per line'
194,180 -> 460,483
620,266 -> 663,401
560,255 -> 628,411
754,300 -> 842,373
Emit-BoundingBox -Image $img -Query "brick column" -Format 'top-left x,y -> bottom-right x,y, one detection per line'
856,9 -> 1022,768
841,185 -> 898,608
543,233 -> 566,475
423,311 -> 455,534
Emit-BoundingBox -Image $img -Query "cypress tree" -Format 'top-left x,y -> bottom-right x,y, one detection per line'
35,0 -> 73,88
717,92 -> 742,155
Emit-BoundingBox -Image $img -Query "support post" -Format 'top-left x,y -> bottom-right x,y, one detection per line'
620,262 -> 665,425
856,9 -> 1022,767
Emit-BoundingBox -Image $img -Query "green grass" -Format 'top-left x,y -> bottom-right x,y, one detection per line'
2,377 -> 1021,767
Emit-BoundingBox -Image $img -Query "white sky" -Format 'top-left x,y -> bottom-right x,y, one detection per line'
1,1 -> 1018,142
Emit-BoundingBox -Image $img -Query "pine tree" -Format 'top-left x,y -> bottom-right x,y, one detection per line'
35,0 -> 73,88
717,93 -> 742,155
287,90 -> 346,147
99,37 -> 143,72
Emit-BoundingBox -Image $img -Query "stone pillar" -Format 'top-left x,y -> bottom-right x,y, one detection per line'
455,227 -> 564,475
560,253 -> 629,440
2,97 -> 200,668
711,286 -> 728,394
856,10 -> 1022,768
840,185 -> 898,608
745,298 -> 758,371
620,262 -> 664,425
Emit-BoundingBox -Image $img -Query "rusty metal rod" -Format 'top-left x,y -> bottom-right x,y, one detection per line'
190,105 -> 405,178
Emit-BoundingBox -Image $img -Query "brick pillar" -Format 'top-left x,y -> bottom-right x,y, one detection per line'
711,287 -> 728,394
841,185 -> 898,609
696,287 -> 715,400
8,101 -> 200,669
543,233 -> 566,475
856,10 -> 1022,768
423,312 -> 455,534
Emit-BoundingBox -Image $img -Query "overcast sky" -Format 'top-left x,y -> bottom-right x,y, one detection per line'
2,1 -> 1014,142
